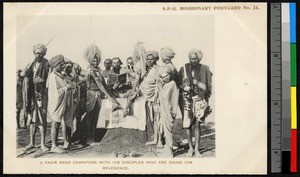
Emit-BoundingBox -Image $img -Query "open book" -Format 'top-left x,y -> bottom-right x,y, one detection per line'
109,73 -> 127,85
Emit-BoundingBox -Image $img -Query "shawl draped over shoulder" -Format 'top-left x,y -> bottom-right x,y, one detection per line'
48,72 -> 69,122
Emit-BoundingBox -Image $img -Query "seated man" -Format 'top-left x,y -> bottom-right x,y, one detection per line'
107,57 -> 136,98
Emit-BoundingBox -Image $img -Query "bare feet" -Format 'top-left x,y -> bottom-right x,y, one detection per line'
123,109 -> 128,117
164,148 -> 174,158
89,142 -> 99,147
145,140 -> 157,146
157,142 -> 164,149
41,145 -> 49,152
63,141 -> 70,149
187,149 -> 194,157
195,150 -> 204,158
51,146 -> 65,153
22,144 -> 35,152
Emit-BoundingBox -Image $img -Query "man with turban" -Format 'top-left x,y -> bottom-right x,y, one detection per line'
141,50 -> 162,147
155,66 -> 179,157
179,49 -> 213,157
160,47 -> 180,87
22,43 -> 50,152
47,54 -> 77,153
61,59 -> 79,149
70,63 -> 88,146
84,44 -> 120,146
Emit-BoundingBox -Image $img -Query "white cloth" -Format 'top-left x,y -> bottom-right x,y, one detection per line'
140,65 -> 159,102
33,62 -> 40,78
97,97 -> 146,131
48,72 -> 68,122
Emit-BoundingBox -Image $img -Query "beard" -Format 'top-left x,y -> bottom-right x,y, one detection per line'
191,62 -> 200,68
35,56 -> 43,62
113,66 -> 121,72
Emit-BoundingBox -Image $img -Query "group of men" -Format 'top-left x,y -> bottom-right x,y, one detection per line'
16,43 -> 212,157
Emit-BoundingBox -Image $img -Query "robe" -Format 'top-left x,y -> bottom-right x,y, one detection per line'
48,72 -> 68,123
179,63 -> 213,128
159,80 -> 179,148
25,58 -> 49,126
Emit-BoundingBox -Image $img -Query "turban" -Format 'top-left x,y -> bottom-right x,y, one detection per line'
146,50 -> 159,60
83,44 -> 101,64
160,47 -> 175,60
49,54 -> 64,67
158,66 -> 173,77
188,49 -> 203,60
33,44 -> 47,56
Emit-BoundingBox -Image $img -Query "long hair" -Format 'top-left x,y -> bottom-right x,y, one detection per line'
132,42 -> 147,77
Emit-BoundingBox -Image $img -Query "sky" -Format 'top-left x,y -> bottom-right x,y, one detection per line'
17,15 -> 214,73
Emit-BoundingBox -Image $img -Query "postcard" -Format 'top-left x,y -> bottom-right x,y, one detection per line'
3,2 -> 267,174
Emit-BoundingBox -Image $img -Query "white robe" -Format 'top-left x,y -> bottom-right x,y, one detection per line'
48,72 -> 68,122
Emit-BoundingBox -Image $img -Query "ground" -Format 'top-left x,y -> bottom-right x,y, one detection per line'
17,119 -> 215,158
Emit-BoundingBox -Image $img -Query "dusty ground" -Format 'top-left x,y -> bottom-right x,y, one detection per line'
17,119 -> 215,158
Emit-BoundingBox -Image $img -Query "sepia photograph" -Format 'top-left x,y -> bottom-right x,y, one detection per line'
4,3 -> 267,174
15,14 -> 215,159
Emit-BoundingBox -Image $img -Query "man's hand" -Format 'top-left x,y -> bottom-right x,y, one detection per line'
108,96 -> 120,105
153,103 -> 160,112
33,77 -> 44,84
113,82 -> 120,89
67,82 -> 76,90
193,79 -> 198,85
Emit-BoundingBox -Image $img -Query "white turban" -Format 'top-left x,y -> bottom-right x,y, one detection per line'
83,44 -> 101,64
188,49 -> 203,60
160,47 -> 175,60
33,44 -> 47,56
158,66 -> 173,77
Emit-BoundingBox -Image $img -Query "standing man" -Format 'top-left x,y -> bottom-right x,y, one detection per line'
160,47 -> 180,87
141,51 -> 162,147
71,63 -> 88,146
22,44 -> 50,152
179,49 -> 212,157
84,44 -> 120,146
156,66 -> 179,157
